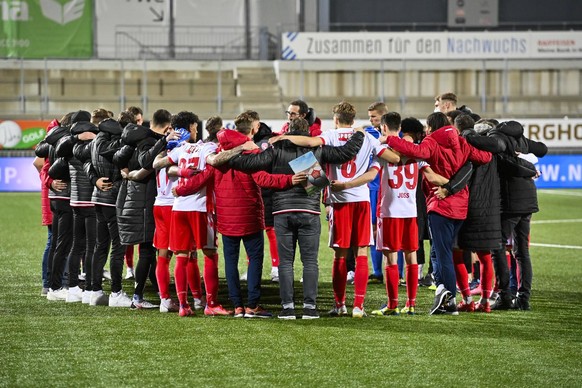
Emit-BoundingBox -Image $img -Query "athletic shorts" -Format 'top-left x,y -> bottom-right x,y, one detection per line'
169,210 -> 217,252
153,205 -> 173,251
377,217 -> 419,252
329,201 -> 373,248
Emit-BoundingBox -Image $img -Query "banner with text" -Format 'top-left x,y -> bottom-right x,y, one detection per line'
282,31 -> 582,60
0,0 -> 93,58
0,120 -> 51,150
535,155 -> 582,189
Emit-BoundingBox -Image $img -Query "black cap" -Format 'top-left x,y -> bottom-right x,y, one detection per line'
71,110 -> 91,124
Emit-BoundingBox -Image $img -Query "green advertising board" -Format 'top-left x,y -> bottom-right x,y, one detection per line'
0,0 -> 93,58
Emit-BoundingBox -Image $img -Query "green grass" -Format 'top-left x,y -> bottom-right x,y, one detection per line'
1,190 -> 581,387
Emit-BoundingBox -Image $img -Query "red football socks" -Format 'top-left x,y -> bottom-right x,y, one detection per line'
385,264 -> 399,309
332,257 -> 347,307
187,255 -> 202,300
453,250 -> 471,298
406,263 -> 418,307
204,254 -> 219,307
353,256 -> 369,309
478,251 -> 493,300
266,226 -> 279,267
174,255 -> 189,306
156,256 -> 171,299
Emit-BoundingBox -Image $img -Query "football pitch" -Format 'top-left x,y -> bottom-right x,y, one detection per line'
0,190 -> 581,387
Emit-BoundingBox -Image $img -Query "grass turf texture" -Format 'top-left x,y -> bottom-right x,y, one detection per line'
0,190 -> 581,387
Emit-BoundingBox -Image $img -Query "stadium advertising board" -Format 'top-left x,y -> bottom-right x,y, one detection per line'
282,31 -> 582,60
0,120 -> 51,150
1,154 -> 580,192
0,0 -> 93,58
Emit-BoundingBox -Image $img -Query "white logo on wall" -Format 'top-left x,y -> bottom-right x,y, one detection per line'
0,121 -> 22,149
0,1 -> 29,21
40,0 -> 84,25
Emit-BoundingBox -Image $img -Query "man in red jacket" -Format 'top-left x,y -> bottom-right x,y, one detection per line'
386,112 -> 492,315
175,111 -> 306,318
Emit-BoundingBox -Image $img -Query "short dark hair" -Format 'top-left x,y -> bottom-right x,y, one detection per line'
332,101 -> 356,126
289,100 -> 309,116
59,112 -> 75,127
152,109 -> 171,128
446,110 -> 463,125
127,106 -> 143,116
171,111 -> 199,131
381,112 -> 401,132
205,116 -> 223,142
400,117 -> 424,135
426,112 -> 449,132
117,110 -> 136,128
454,114 -> 475,133
288,117 -> 309,135
439,92 -> 457,105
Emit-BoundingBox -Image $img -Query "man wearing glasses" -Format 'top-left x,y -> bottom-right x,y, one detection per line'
279,100 -> 322,137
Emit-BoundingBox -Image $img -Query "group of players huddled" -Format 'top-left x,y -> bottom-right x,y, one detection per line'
34,93 -> 547,319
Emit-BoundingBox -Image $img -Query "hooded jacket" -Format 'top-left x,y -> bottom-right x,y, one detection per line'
229,130 -> 365,215
488,121 -> 547,214
83,119 -> 125,206
175,129 -> 292,237
387,125 -> 492,220
40,124 -> 71,200
114,124 -> 167,244
56,121 -> 98,207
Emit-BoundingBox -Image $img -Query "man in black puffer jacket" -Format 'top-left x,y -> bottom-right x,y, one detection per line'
114,109 -> 174,309
35,113 -> 74,301
483,121 -> 547,311
81,117 -> 129,306
229,118 -> 365,319
55,110 -> 99,303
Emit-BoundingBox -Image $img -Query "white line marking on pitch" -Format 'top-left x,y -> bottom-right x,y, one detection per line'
532,218 -> 582,224
531,243 -> 582,250
539,190 -> 582,197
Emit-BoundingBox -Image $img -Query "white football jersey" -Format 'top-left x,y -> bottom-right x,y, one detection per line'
377,156 -> 428,218
319,128 -> 384,203
167,140 -> 217,212
153,167 -> 177,207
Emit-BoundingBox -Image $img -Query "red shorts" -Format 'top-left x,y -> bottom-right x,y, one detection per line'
169,210 -> 217,252
153,205 -> 173,250
376,217 -> 418,252
329,201 -> 373,248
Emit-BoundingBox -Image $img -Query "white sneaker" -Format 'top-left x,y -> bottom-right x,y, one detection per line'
160,298 -> 180,313
82,290 -> 92,304
270,267 -> 279,283
65,286 -> 83,303
78,272 -> 86,282
47,288 -> 68,301
90,290 -> 109,306
193,298 -> 204,310
131,299 -> 159,309
352,307 -> 367,318
240,271 -> 248,281
109,291 -> 133,307
346,271 -> 355,285
102,270 -> 112,280
125,267 -> 135,280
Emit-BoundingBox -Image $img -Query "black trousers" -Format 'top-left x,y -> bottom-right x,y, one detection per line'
492,213 -> 533,303
48,199 -> 73,290
133,243 -> 157,299
68,206 -> 96,288
93,205 -> 125,293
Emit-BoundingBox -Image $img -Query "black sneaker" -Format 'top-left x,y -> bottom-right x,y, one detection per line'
511,298 -> 531,311
431,292 -> 459,315
419,274 -> 435,287
429,289 -> 451,315
491,296 -> 512,311
302,308 -> 320,320
367,274 -> 383,284
278,308 -> 297,320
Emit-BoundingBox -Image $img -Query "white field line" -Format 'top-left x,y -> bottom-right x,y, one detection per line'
538,189 -> 582,197
531,243 -> 582,250
531,218 -> 582,224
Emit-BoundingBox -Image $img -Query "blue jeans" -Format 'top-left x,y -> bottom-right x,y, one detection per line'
42,226 -> 52,288
222,232 -> 264,308
274,212 -> 320,308
428,212 -> 463,297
